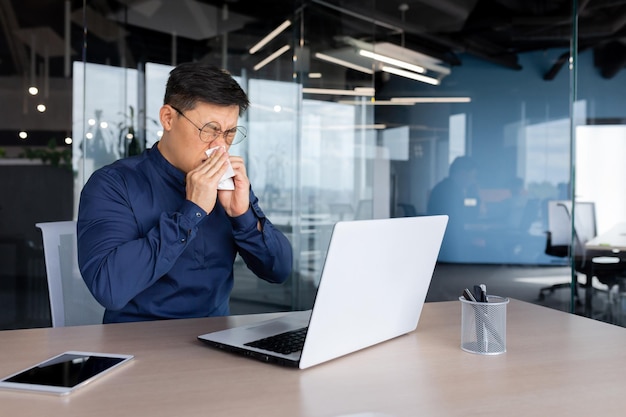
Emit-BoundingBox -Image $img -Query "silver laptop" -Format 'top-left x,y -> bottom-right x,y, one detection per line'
198,215 -> 448,369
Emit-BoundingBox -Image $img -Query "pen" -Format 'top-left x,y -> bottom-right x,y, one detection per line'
462,288 -> 477,302
463,285 -> 493,350
473,285 -> 482,302
479,284 -> 488,303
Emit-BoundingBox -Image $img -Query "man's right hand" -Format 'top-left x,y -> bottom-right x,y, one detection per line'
185,146 -> 231,214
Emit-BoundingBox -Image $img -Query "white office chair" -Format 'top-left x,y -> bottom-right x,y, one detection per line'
36,220 -> 105,327
539,201 -> 623,320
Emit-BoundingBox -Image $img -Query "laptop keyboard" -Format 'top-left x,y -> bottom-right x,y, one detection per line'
244,327 -> 308,354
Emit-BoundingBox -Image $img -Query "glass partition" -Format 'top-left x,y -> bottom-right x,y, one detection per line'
70,0 -> 380,313
4,0 -> 626,328
230,1 -> 380,310
573,0 -> 626,321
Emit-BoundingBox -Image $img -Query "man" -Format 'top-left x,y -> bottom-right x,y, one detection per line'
427,156 -> 482,261
77,62 -> 293,323
427,156 -> 480,222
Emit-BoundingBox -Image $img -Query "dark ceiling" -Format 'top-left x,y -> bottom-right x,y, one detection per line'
1,0 -> 626,81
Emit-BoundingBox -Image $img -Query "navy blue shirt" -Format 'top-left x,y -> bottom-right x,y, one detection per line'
77,145 -> 292,323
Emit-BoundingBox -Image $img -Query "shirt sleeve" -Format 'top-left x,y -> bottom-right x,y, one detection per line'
229,189 -> 293,284
76,168 -> 206,310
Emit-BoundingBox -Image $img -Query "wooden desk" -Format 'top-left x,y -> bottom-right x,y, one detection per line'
581,223 -> 626,317
587,222 -> 626,252
2,300 -> 626,416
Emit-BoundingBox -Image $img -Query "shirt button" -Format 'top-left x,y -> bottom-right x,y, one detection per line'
195,212 -> 202,218
181,238 -> 186,243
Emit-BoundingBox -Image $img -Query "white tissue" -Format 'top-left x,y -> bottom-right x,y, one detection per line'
205,147 -> 235,190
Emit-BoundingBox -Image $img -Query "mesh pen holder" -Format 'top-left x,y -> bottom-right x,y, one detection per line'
460,295 -> 509,355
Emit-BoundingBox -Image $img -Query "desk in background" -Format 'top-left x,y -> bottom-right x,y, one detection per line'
2,300 -> 626,416
584,223 -> 626,321
586,222 -> 626,252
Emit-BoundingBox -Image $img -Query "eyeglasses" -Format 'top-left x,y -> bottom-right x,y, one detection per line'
170,105 -> 247,145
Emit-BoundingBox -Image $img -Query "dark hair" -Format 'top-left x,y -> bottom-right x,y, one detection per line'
449,156 -> 477,176
164,62 -> 249,115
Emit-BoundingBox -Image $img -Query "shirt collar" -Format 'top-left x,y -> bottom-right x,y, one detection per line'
149,142 -> 186,185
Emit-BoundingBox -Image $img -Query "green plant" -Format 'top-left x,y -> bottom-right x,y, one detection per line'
116,105 -> 159,157
20,139 -> 72,170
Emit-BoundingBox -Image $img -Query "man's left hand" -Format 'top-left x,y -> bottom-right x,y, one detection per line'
217,155 -> 250,217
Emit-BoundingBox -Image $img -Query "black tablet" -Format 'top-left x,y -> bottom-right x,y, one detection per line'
0,351 -> 134,395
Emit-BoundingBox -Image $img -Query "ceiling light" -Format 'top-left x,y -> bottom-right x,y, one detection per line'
28,86 -> 39,95
390,97 -> 471,103
18,131 -> 28,139
249,20 -> 292,54
314,52 -> 374,74
253,44 -> 291,71
308,72 -> 322,78
36,104 -> 46,112
344,38 -> 451,75
382,66 -> 440,86
304,123 -> 387,130
337,100 -> 413,106
302,88 -> 375,96
359,50 -> 425,74
333,124 -> 387,130
354,87 -> 375,95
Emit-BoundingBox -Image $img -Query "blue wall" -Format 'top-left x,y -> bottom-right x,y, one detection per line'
377,48 -> 626,264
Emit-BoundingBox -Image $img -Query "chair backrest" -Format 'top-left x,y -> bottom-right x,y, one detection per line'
36,220 -> 105,327
546,200 -> 597,257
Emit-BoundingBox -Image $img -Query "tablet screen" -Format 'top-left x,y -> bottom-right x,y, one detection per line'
0,351 -> 133,395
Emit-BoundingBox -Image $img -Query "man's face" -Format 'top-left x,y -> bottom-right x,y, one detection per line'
163,101 -> 240,173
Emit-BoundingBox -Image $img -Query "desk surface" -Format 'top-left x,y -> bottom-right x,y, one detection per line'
2,300 -> 626,417
587,222 -> 626,252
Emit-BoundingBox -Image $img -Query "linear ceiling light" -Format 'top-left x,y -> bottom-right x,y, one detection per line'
382,66 -> 440,86
302,87 -> 375,96
353,87 -> 375,95
253,44 -> 291,71
337,100 -> 413,106
314,52 -> 374,74
390,97 -> 471,103
249,20 -> 292,54
304,123 -> 387,130
359,49 -> 425,74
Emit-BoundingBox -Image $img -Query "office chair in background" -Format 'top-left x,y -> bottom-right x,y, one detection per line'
36,220 -> 104,327
539,201 -> 621,319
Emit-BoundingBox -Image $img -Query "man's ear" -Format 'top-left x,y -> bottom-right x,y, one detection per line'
160,105 -> 174,130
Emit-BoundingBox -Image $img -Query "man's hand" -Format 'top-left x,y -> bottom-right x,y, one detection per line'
217,155 -> 250,217
185,147 -> 231,214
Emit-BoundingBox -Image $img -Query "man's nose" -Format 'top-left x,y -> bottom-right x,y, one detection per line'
210,134 -> 229,149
